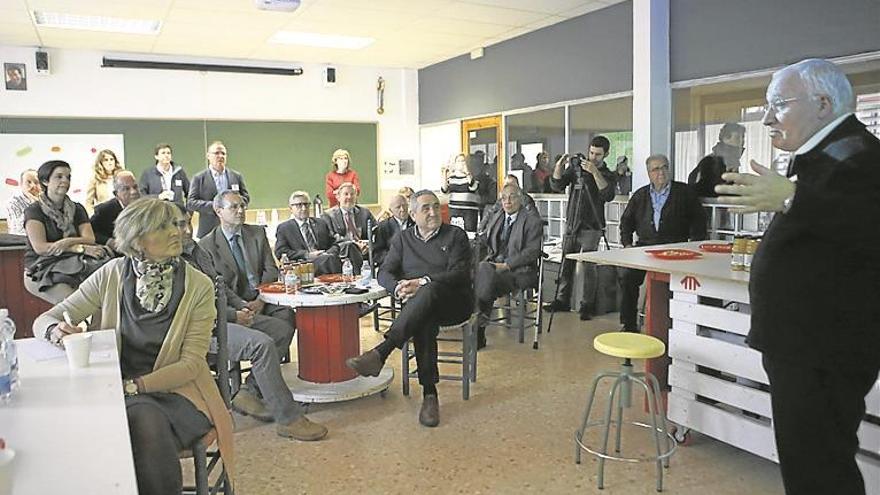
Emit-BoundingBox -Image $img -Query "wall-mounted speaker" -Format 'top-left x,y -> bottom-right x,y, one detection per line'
35,50 -> 50,75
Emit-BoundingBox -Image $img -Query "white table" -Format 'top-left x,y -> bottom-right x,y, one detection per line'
572,242 -> 880,492
0,330 -> 138,494
260,281 -> 394,403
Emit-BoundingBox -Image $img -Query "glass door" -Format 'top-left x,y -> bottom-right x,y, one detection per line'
461,116 -> 503,206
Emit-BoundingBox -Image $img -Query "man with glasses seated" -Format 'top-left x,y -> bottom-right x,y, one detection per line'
275,190 -> 342,275
178,205 -> 327,441
346,190 -> 473,427
474,183 -> 543,349
198,191 -> 297,419
619,154 -> 706,332
322,182 -> 375,274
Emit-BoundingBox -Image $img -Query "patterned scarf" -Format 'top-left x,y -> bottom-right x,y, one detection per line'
132,257 -> 178,313
37,193 -> 77,237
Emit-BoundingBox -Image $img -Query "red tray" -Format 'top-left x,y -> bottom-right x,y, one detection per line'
645,248 -> 703,260
258,282 -> 286,294
699,242 -> 733,253
316,274 -> 346,284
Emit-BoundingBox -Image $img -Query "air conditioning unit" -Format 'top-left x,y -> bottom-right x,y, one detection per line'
255,0 -> 301,12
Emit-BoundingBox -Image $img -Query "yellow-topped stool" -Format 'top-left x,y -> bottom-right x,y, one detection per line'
574,332 -> 676,492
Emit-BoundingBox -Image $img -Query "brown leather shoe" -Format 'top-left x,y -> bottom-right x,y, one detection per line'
277,416 -> 328,441
231,388 -> 273,422
345,349 -> 384,377
419,394 -> 440,427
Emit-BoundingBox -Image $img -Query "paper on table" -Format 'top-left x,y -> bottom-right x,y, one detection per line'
16,338 -> 66,361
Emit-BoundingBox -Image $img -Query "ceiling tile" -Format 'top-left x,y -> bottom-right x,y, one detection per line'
455,0 -> 588,15
432,2 -> 547,26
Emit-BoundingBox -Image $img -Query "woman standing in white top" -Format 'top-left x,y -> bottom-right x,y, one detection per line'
85,149 -> 124,214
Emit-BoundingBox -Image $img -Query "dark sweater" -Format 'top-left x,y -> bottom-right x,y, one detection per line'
748,116 -> 880,369
549,163 -> 616,231
619,182 -> 707,247
378,223 -> 472,299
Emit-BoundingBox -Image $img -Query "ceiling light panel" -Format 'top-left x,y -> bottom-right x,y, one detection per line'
32,11 -> 162,34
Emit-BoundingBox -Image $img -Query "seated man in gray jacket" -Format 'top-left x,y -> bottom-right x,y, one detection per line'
178,205 -> 326,441
475,184 -> 543,348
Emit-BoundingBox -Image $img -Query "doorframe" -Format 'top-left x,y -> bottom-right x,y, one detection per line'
461,115 -> 503,190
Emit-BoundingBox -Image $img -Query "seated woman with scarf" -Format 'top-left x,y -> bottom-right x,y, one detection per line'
23,160 -> 111,303
33,198 -> 234,495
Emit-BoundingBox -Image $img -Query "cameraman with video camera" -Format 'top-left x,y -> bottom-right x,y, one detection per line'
544,135 -> 616,320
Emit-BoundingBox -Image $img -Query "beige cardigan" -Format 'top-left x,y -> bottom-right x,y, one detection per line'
34,257 -> 235,484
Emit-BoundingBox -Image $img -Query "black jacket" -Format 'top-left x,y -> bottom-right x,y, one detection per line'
550,162 -> 616,232
274,217 -> 339,262
372,216 -> 414,268
619,181 -> 707,247
748,116 -> 880,368
89,198 -> 123,245
139,164 -> 190,204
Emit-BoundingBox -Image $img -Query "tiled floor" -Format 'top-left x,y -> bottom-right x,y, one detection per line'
227,309 -> 785,494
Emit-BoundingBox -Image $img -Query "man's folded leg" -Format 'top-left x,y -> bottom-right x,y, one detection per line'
227,323 -> 327,441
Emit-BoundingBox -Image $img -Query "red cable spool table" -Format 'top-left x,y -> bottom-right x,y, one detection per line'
259,280 -> 393,403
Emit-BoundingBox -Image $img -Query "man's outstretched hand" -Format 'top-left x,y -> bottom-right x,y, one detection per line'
715,159 -> 795,213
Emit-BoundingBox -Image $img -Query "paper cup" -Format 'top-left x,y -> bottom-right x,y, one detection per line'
63,333 -> 93,369
0,448 -> 15,495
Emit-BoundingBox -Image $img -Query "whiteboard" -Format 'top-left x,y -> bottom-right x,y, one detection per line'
419,121 -> 460,191
0,134 -> 125,217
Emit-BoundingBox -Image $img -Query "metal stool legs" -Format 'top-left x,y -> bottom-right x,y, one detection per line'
573,359 -> 676,492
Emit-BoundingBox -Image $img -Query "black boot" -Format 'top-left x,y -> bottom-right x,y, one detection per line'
578,303 -> 593,321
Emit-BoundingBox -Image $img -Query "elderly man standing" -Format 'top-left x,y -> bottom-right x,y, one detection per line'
187,141 -> 250,238
346,190 -> 473,427
372,194 -> 414,268
475,183 -> 543,349
618,154 -> 706,332
274,190 -> 343,275
90,170 -> 141,250
716,58 -> 880,495
322,181 -> 375,273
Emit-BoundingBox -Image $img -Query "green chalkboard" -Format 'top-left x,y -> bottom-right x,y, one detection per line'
0,117 -> 378,208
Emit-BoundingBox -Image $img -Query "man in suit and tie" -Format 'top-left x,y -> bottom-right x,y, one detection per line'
274,190 -> 343,275
322,182 -> 375,274
372,194 -> 414,268
187,140 -> 250,238
618,154 -> 706,332
90,171 -> 141,251
474,183 -> 543,348
198,190 -> 295,415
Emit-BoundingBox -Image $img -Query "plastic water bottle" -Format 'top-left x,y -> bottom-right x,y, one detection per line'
279,254 -> 291,282
342,258 -> 353,282
0,310 -> 17,391
313,194 -> 324,217
255,210 -> 267,225
284,267 -> 300,294
360,260 -> 373,286
0,342 -> 12,404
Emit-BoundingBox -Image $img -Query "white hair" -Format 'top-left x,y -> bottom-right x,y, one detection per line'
775,58 -> 855,116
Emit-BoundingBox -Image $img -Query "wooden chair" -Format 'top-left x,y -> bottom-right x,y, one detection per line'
181,276 -> 233,495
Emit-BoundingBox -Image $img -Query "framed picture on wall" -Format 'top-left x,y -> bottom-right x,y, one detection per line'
4,63 -> 27,91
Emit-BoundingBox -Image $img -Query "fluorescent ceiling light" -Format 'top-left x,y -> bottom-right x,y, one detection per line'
269,31 -> 374,50
32,11 -> 162,35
